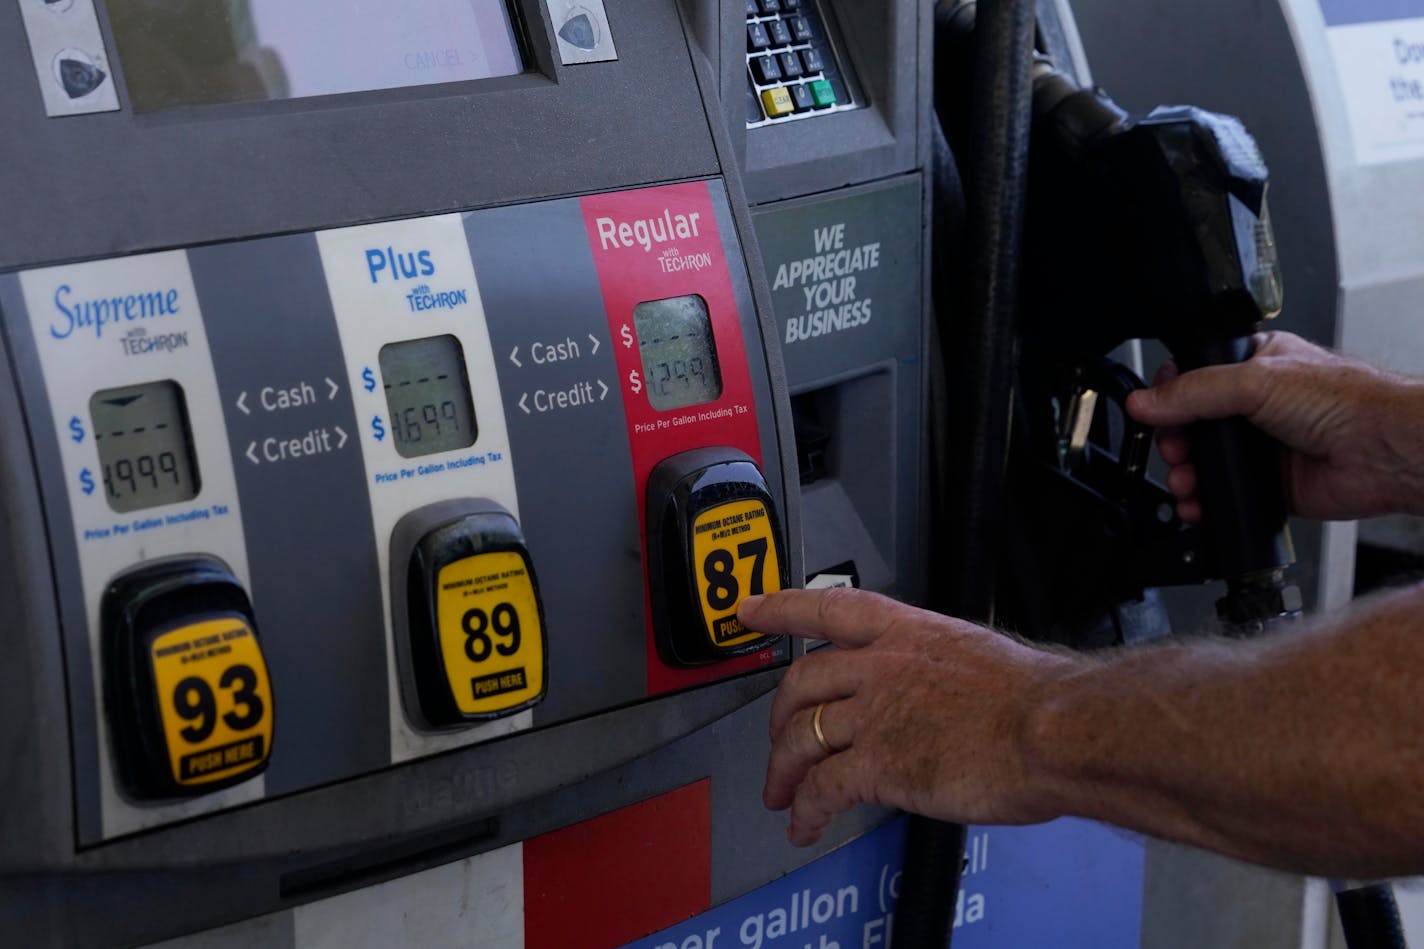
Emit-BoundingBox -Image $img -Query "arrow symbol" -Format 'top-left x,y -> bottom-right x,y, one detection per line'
519,393 -> 530,414
326,377 -> 340,401
510,346 -> 522,368
335,426 -> 348,449
236,391 -> 250,415
589,333 -> 601,355
246,442 -> 259,465
598,379 -> 609,401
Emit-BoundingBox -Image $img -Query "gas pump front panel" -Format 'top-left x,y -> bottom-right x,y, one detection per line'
0,179 -> 791,846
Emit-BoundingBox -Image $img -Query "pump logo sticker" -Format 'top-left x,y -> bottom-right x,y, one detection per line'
148,617 -> 274,786
436,550 -> 547,716
691,498 -> 782,648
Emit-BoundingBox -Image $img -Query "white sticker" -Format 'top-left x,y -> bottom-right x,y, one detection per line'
19,251 -> 259,839
1321,1 -> 1424,164
15,0 -> 120,116
316,214 -> 529,763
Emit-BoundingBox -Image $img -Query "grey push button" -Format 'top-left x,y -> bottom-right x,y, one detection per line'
548,0 -> 619,65
16,0 -> 120,116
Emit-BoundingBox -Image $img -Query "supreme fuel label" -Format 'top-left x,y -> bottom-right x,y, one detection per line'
149,617 -> 273,787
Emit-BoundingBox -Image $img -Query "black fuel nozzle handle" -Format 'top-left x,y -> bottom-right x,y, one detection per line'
1028,66 -> 1302,632
1133,111 -> 1301,632
1169,336 -> 1302,633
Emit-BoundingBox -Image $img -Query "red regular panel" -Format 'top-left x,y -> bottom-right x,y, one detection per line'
580,181 -> 775,696
523,780 -> 713,949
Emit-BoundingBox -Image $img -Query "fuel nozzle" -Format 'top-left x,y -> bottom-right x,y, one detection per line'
1026,62 -> 1303,635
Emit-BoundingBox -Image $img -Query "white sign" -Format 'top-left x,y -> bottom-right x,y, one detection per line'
1323,5 -> 1424,164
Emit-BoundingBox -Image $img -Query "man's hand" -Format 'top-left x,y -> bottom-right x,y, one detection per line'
743,588 -> 1076,847
1126,331 -> 1424,521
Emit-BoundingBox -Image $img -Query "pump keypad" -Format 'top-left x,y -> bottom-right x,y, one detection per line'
746,0 -> 852,125
401,506 -> 548,728
103,558 -> 274,800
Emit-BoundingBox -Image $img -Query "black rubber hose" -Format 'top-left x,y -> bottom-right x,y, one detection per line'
1337,884 -> 1410,949
895,1 -> 1037,946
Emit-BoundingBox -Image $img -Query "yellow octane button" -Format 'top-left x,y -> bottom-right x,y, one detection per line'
761,87 -> 796,118
149,617 -> 273,787
436,551 -> 546,716
690,498 -> 783,650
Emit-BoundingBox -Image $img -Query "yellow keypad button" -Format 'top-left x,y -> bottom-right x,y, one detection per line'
690,498 -> 784,650
761,87 -> 796,118
149,617 -> 273,788
435,550 -> 546,717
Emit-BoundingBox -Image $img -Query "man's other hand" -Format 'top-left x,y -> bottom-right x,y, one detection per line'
1127,331 -> 1424,522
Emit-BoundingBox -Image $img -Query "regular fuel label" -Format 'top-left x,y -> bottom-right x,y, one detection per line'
148,618 -> 273,787
435,551 -> 546,716
690,499 -> 782,649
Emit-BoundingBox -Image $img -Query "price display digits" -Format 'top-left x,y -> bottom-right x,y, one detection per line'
395,501 -> 548,729
647,449 -> 788,667
102,557 -> 274,800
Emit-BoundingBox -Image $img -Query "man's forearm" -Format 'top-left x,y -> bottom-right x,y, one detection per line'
1024,582 -> 1424,877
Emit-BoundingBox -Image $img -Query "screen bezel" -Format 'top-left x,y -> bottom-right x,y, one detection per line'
103,0 -> 534,114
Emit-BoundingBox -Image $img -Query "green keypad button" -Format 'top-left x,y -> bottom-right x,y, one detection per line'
810,79 -> 836,108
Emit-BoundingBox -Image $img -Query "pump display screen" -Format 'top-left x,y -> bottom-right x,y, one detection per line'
90,381 -> 201,514
108,0 -> 524,112
633,296 -> 724,412
380,335 -> 478,458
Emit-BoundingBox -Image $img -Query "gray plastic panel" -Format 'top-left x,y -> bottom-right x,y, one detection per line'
751,175 -> 926,603
188,236 -> 392,793
462,198 -> 647,721
0,0 -> 719,271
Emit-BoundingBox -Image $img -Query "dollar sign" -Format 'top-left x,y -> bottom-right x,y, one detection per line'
69,416 -> 84,443
620,324 -> 634,349
79,468 -> 95,496
362,368 -> 377,393
628,369 -> 643,395
371,416 -> 386,441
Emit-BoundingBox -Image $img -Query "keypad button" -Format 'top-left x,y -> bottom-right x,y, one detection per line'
761,87 -> 796,118
790,83 -> 815,111
748,82 -> 767,122
809,78 -> 837,108
789,16 -> 813,42
753,55 -> 782,84
800,47 -> 823,73
767,19 -> 793,47
758,0 -> 782,12
748,22 -> 771,51
747,0 -> 760,15
782,0 -> 802,8
778,51 -> 803,79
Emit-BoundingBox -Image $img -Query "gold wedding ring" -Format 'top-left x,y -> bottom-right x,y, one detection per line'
811,702 -> 834,756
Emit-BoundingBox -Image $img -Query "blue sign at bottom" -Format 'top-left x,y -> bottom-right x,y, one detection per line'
624,817 -> 1145,949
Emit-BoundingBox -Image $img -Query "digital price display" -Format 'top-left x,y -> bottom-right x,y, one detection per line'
90,381 -> 202,514
379,335 -> 478,459
633,295 -> 724,412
